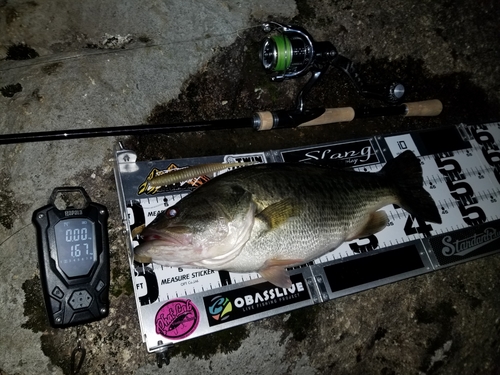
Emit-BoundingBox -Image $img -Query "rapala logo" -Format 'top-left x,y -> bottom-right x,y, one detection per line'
64,209 -> 83,217
441,227 -> 500,257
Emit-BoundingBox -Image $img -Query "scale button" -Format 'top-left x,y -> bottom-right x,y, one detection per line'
50,297 -> 61,313
52,286 -> 64,299
96,280 -> 105,292
69,289 -> 93,310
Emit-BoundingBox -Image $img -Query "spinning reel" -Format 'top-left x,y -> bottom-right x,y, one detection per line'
259,21 -> 405,111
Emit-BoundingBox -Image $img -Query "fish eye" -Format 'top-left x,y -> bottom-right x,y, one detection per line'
165,207 -> 178,218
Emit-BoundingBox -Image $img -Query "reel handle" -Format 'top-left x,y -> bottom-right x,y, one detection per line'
404,99 -> 443,117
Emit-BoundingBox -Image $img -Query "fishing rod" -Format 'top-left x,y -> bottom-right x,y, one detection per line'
0,100 -> 442,145
0,22 -> 442,145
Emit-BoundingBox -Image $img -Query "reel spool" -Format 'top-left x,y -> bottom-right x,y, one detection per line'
259,22 -> 405,108
260,23 -> 318,81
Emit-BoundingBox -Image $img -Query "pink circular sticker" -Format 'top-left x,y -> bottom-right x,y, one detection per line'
155,299 -> 200,340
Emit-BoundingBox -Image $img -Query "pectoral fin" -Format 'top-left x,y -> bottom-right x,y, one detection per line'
131,224 -> 145,238
134,253 -> 152,264
259,258 -> 304,288
255,198 -> 300,230
346,210 -> 388,241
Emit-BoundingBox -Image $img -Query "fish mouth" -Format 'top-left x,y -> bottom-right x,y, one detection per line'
134,227 -> 202,265
140,227 -> 192,247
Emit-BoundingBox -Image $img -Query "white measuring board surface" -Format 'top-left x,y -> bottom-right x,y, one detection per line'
114,123 -> 500,354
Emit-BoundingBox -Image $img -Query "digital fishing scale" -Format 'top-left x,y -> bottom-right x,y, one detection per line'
33,187 -> 110,327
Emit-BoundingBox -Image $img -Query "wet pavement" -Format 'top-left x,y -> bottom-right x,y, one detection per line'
1,0 -> 499,374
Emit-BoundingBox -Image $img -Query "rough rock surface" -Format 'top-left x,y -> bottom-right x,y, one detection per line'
1,0 -> 499,374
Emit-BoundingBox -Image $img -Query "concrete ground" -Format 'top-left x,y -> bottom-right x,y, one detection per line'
1,0 -> 499,374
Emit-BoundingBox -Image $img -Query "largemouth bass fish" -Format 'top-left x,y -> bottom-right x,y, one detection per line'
134,151 -> 441,288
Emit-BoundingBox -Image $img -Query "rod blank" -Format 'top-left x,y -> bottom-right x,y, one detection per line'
0,100 -> 442,145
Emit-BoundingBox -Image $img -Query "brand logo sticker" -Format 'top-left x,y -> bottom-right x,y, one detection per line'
207,295 -> 233,322
155,299 -> 200,340
280,139 -> 379,167
203,274 -> 311,327
430,219 -> 500,266
441,227 -> 500,257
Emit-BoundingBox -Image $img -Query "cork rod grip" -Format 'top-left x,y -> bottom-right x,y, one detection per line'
255,99 -> 442,131
404,99 -> 443,117
255,107 -> 356,131
298,107 -> 356,127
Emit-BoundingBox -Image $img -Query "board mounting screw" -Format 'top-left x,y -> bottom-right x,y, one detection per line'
55,317 -> 62,323
38,213 -> 44,219
100,308 -> 107,314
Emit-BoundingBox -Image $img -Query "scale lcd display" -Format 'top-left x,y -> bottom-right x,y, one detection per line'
54,218 -> 97,278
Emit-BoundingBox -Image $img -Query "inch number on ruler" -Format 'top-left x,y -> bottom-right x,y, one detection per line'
469,124 -> 500,184
434,151 -> 487,226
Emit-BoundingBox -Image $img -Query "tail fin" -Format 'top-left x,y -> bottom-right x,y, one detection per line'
381,151 -> 442,224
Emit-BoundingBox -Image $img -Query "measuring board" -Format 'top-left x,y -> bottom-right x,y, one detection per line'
114,123 -> 500,354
